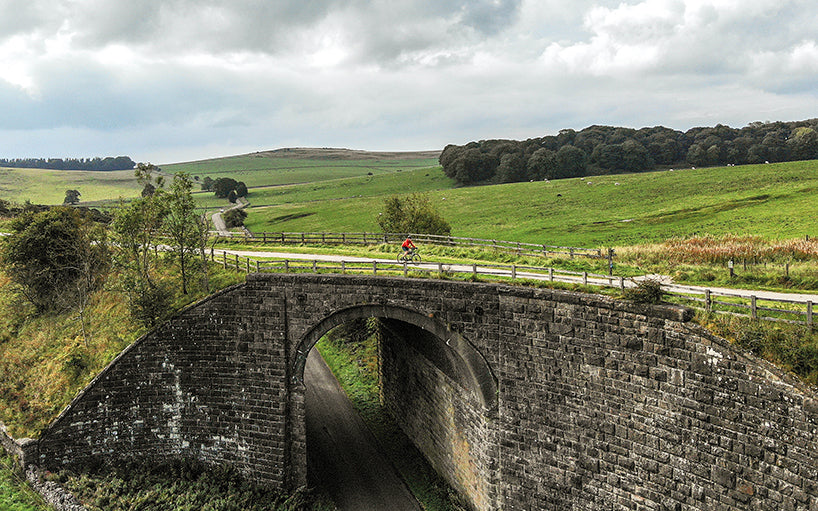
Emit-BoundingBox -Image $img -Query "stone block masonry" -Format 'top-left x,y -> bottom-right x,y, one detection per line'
24,273 -> 817,510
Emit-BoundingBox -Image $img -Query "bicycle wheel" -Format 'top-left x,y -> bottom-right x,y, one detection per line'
411,253 -> 421,263
397,253 -> 405,263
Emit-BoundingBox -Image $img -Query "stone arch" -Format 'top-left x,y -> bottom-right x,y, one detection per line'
291,303 -> 498,412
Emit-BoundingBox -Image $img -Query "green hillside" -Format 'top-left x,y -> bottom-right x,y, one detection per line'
243,160 -> 818,247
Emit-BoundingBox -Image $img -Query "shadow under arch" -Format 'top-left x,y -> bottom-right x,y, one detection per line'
291,303 -> 498,413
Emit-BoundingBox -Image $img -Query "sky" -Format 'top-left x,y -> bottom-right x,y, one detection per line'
2,0 -> 817,164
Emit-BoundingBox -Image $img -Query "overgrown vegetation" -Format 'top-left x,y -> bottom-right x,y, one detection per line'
0,449 -> 50,511
700,313 -> 818,386
54,458 -> 329,511
317,320 -> 468,510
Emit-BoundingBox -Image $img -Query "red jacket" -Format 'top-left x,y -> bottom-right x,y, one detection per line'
402,238 -> 416,249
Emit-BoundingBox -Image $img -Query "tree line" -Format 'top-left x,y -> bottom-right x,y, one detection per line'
0,156 -> 136,171
440,119 -> 818,185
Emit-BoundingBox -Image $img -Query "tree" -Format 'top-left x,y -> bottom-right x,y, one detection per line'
213,177 -> 239,198
235,181 -> 248,198
227,189 -> 238,204
377,193 -> 451,236
554,145 -> 588,178
163,173 -> 207,295
3,207 -> 109,325
63,189 -> 81,204
201,176 -> 214,192
496,152 -> 527,183
223,207 -> 248,228
111,183 -> 170,327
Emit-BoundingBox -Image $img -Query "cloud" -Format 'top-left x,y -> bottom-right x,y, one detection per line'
0,0 -> 817,162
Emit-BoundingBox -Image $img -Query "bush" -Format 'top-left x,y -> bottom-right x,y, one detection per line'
377,193 -> 451,236
223,208 -> 247,228
622,278 -> 666,304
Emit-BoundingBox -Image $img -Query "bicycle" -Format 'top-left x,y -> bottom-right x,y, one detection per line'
397,249 -> 421,264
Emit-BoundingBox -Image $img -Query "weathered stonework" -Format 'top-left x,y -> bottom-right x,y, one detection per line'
29,273 -> 818,510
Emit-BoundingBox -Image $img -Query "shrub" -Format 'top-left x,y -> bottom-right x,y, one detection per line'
622,278 -> 665,304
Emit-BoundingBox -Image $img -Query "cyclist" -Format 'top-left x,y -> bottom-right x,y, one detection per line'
401,236 -> 417,257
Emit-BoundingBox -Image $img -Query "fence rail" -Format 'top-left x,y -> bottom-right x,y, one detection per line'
211,251 -> 815,328
210,231 -> 604,259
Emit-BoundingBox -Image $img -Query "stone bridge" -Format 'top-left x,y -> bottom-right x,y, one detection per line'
29,273 -> 818,510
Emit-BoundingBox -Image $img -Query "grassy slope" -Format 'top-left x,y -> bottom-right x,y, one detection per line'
0,168 -> 142,205
0,452 -> 49,511
244,160 -> 818,247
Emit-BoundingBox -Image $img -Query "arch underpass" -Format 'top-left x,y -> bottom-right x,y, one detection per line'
28,273 -> 818,510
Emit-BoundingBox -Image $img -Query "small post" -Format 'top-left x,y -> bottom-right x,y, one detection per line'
728,259 -> 734,279
473,263 -> 477,276
807,301 -> 813,328
705,289 -> 712,313
301,233 -> 305,244
246,258 -> 250,273
570,248 -> 574,259
582,272 -> 588,285
751,296 -> 757,320
223,252 -> 227,269
312,260 -> 317,272
284,260 -> 289,272
512,265 -> 517,279
438,262 -> 443,274
619,276 -> 625,289
210,247 -> 214,260
373,261 -> 377,275
341,261 -> 346,274
549,268 -> 554,281
785,263 -> 790,277
235,254 -> 239,270
256,260 -> 260,273
403,261 -> 408,277
263,232 -> 267,243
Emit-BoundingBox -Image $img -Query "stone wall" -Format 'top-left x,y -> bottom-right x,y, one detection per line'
26,273 -> 818,510
494,287 -> 818,510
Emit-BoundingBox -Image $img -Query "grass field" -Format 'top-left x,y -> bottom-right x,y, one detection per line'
0,168 -> 142,205
163,148 -> 440,188
243,160 -> 818,248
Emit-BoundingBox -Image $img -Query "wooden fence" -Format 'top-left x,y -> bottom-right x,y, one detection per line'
212,249 -> 815,328
210,231 -> 605,259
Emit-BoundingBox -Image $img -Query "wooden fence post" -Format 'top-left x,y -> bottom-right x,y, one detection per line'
619,276 -> 624,289
582,272 -> 587,285
808,301 -> 813,328
373,261 -> 377,275
341,261 -> 346,274
404,262 -> 408,277
235,254 -> 239,270
512,265 -> 517,279
312,260 -> 317,272
751,296 -> 757,320
549,268 -> 554,281
256,260 -> 260,273
473,263 -> 477,276
705,290 -> 712,313
246,258 -> 250,273
223,252 -> 227,269
284,260 -> 289,272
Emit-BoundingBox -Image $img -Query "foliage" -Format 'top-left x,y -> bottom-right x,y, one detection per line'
212,178 -> 247,199
701,314 -> 818,386
201,176 -> 214,191
0,156 -> 135,171
63,189 -> 80,204
223,208 -> 247,228
377,192 -> 451,236
0,450 -> 50,511
440,118 -> 818,186
164,172 -> 208,295
622,278 -> 666,304
58,458 -> 325,511
2,207 -> 109,315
